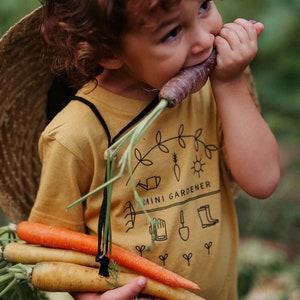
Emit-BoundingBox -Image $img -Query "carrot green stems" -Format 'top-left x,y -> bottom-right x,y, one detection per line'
66,98 -> 168,212
0,262 -> 45,299
0,223 -> 18,246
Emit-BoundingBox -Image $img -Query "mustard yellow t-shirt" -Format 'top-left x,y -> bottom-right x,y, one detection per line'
29,81 -> 238,300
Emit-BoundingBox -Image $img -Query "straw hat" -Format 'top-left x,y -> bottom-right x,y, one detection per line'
0,7 -> 55,223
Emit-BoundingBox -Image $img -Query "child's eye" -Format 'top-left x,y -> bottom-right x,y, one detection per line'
163,26 -> 181,42
198,0 -> 212,15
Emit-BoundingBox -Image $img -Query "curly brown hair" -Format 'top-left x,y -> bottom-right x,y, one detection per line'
40,0 -> 180,88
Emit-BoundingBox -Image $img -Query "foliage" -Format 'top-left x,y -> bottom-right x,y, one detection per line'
217,0 -> 300,145
0,0 -> 40,36
217,0 -> 300,262
238,238 -> 300,299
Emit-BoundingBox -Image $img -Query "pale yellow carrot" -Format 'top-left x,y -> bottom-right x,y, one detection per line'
3,243 -> 99,267
31,261 -> 205,300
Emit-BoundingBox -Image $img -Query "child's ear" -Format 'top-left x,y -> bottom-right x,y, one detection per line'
99,56 -> 123,70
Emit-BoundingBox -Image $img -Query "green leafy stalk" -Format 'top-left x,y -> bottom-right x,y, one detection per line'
0,275 -> 17,297
0,263 -> 48,300
105,260 -> 121,289
67,99 -> 168,211
0,223 -> 18,247
0,225 -> 48,299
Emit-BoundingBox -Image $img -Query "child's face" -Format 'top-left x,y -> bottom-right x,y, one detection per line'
108,0 -> 222,98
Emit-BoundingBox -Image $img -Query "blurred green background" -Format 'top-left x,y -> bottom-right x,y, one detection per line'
1,0 -> 299,299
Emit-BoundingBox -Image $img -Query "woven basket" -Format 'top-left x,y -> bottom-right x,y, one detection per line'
0,7 -> 54,223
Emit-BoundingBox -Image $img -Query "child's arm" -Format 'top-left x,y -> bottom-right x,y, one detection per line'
210,19 -> 280,199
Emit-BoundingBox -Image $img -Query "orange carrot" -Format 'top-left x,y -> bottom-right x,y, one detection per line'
16,222 -> 98,255
16,221 -> 200,290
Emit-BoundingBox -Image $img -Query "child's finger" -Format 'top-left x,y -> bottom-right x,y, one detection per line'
98,277 -> 148,300
235,18 -> 264,38
233,18 -> 259,42
253,22 -> 264,36
217,22 -> 249,51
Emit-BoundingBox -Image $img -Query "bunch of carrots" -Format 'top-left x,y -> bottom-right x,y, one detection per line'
0,223 -> 48,299
0,221 -> 204,300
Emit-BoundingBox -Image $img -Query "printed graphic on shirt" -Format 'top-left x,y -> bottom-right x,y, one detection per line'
135,245 -> 146,256
159,253 -> 169,266
178,210 -> 190,241
198,204 -> 219,228
121,123 -> 220,265
183,252 -> 193,266
204,241 -> 213,255
149,217 -> 168,241
137,176 -> 161,191
125,124 -> 217,185
173,153 -> 181,181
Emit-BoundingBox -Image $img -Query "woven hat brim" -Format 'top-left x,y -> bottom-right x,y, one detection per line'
0,7 -> 55,222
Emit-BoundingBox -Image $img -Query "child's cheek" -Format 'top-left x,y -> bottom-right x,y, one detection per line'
212,7 -> 223,36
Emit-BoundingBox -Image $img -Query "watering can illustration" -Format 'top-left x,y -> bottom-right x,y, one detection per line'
137,176 -> 161,190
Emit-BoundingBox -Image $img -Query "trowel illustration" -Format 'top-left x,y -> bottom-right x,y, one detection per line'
178,210 -> 190,241
137,176 -> 161,191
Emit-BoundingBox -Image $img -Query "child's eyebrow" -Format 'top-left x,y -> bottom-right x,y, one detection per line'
152,15 -> 179,34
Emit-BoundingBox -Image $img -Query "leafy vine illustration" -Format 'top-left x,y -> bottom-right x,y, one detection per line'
126,124 -> 218,184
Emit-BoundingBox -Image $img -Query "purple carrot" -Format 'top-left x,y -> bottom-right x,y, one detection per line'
159,49 -> 217,107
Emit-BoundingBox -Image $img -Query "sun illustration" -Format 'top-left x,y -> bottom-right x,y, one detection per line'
191,155 -> 206,177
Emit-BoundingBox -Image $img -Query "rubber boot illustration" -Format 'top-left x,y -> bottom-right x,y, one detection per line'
197,205 -> 219,228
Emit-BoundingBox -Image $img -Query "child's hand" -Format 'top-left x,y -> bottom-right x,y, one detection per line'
211,18 -> 264,83
72,276 -> 163,299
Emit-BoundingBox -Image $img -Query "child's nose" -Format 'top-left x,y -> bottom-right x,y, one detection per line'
190,27 -> 214,56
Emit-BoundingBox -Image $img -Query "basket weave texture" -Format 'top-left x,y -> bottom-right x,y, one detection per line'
0,7 -> 54,223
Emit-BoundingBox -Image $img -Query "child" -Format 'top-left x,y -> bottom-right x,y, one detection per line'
28,0 -> 280,299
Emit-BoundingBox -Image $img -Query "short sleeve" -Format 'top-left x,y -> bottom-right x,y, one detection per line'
28,131 -> 91,232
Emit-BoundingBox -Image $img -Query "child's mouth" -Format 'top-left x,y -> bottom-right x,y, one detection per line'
192,48 -> 217,77
159,49 -> 217,107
